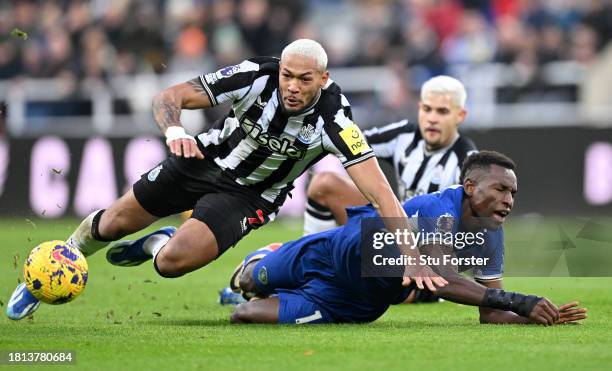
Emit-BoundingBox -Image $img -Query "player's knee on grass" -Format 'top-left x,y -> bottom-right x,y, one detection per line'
230,303 -> 251,323
230,299 -> 279,324
307,172 -> 345,206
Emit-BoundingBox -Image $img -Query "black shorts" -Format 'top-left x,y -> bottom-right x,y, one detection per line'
133,156 -> 278,255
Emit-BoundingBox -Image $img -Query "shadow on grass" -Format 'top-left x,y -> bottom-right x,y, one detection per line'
144,318 -> 230,327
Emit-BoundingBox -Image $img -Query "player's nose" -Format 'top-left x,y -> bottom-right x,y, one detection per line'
287,80 -> 299,93
502,192 -> 514,209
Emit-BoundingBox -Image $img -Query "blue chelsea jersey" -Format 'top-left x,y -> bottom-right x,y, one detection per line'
340,185 -> 504,282
402,185 -> 504,281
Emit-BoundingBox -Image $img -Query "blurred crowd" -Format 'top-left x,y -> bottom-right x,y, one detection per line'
1,0 -> 611,79
1,0 -> 612,126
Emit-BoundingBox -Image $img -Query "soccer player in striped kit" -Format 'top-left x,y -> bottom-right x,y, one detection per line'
303,76 -> 478,235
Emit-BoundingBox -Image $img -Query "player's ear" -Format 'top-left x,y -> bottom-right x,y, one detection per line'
457,108 -> 467,124
464,178 -> 476,196
320,71 -> 329,87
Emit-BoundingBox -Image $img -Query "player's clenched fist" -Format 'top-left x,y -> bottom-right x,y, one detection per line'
165,126 -> 204,159
528,297 -> 559,326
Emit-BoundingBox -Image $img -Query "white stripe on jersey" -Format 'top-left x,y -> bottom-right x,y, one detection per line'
234,76 -> 270,121
398,136 -> 462,197
260,148 -> 324,202
367,119 -> 413,159
197,117 -> 240,147
256,88 -> 280,132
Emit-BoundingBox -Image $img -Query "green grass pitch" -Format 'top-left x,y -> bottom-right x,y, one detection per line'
1,217 -> 611,370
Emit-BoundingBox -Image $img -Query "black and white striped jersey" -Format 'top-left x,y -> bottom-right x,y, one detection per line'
364,119 -> 477,201
195,57 -> 374,206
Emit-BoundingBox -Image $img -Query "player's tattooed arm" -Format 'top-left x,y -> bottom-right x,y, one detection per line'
152,92 -> 181,132
152,78 -> 213,132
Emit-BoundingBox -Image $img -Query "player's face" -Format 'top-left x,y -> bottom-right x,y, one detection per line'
465,165 -> 517,229
418,93 -> 466,151
279,54 -> 329,113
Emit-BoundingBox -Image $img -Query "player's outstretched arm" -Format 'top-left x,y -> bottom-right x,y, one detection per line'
476,279 -> 587,325
152,78 -> 210,159
346,157 -> 448,291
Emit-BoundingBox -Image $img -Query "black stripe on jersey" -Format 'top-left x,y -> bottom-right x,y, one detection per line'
200,118 -> 226,157
255,151 -> 329,206
230,107 -> 289,179
409,155 -> 431,191
343,105 -> 352,120
216,127 -> 246,160
241,75 -> 276,120
366,121 -> 416,145
398,129 -> 422,177
198,75 -> 217,105
453,135 -> 478,168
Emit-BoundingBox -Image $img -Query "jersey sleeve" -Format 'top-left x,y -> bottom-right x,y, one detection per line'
321,93 -> 375,168
363,119 -> 416,160
198,59 -> 261,106
472,229 -> 504,282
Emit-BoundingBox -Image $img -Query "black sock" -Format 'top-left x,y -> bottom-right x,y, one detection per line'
90,209 -> 113,242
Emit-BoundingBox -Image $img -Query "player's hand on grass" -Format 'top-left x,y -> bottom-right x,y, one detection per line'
402,265 -> 448,291
165,126 -> 204,159
555,301 -> 588,325
528,297 -> 560,326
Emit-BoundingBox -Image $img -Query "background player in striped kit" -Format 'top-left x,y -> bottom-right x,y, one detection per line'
303,76 -> 478,235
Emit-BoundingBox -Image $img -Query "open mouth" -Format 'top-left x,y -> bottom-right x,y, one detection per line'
492,210 -> 510,222
285,97 -> 301,107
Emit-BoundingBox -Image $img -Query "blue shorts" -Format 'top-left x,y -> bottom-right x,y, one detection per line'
277,289 -> 334,324
252,231 -> 335,295
250,231 -> 399,324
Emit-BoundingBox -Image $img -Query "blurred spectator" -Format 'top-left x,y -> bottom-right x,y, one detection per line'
2,0 -> 610,79
1,0 -> 612,127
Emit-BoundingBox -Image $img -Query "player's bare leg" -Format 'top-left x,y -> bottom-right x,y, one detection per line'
67,189 -> 159,257
153,218 -> 219,277
98,189 -> 159,240
230,297 -> 280,324
303,172 -> 368,234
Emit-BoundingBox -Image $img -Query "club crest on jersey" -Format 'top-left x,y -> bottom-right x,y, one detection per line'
297,124 -> 316,144
147,165 -> 163,182
435,213 -> 455,234
257,266 -> 268,285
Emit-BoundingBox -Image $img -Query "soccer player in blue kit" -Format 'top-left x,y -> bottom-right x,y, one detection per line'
229,151 -> 587,325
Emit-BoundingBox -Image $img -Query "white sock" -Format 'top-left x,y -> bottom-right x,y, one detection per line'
303,198 -> 337,236
66,210 -> 112,257
142,234 -> 171,259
